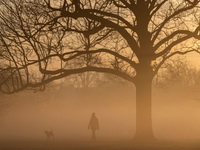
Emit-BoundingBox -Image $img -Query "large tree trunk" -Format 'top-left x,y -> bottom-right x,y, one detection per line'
134,66 -> 155,142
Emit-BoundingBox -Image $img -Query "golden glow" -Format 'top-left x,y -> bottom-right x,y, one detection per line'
1,85 -> 200,143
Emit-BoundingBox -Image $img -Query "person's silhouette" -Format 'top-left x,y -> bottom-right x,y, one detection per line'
88,112 -> 99,141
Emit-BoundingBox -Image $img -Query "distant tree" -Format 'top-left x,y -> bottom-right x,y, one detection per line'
154,57 -> 200,89
0,0 -> 200,141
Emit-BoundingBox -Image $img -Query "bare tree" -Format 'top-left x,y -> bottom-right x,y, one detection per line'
154,57 -> 200,89
0,0 -> 200,141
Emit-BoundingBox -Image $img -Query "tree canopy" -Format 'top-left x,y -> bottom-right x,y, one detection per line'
0,0 -> 199,93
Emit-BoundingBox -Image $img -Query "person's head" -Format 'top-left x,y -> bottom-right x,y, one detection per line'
92,112 -> 95,116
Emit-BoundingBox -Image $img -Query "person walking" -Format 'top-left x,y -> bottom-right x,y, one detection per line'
88,112 -> 99,141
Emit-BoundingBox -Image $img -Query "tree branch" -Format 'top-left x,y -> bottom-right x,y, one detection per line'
154,49 -> 200,73
1,66 -> 135,94
59,10 -> 140,56
154,29 -> 199,50
152,0 -> 199,42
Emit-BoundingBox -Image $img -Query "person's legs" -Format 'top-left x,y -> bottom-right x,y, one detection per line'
92,130 -> 96,141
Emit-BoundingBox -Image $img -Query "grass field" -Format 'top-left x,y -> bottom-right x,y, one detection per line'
0,140 -> 200,150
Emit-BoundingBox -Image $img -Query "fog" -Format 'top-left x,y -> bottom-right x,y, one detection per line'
1,83 -> 200,145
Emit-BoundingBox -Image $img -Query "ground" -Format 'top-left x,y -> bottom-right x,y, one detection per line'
0,140 -> 200,150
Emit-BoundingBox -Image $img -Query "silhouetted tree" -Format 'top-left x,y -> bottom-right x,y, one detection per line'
154,57 -> 200,89
0,0 -> 200,141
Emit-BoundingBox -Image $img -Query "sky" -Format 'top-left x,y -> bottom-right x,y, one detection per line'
187,53 -> 200,66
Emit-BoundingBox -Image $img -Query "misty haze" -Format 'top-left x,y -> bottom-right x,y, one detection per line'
1,72 -> 200,149
0,0 -> 200,149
